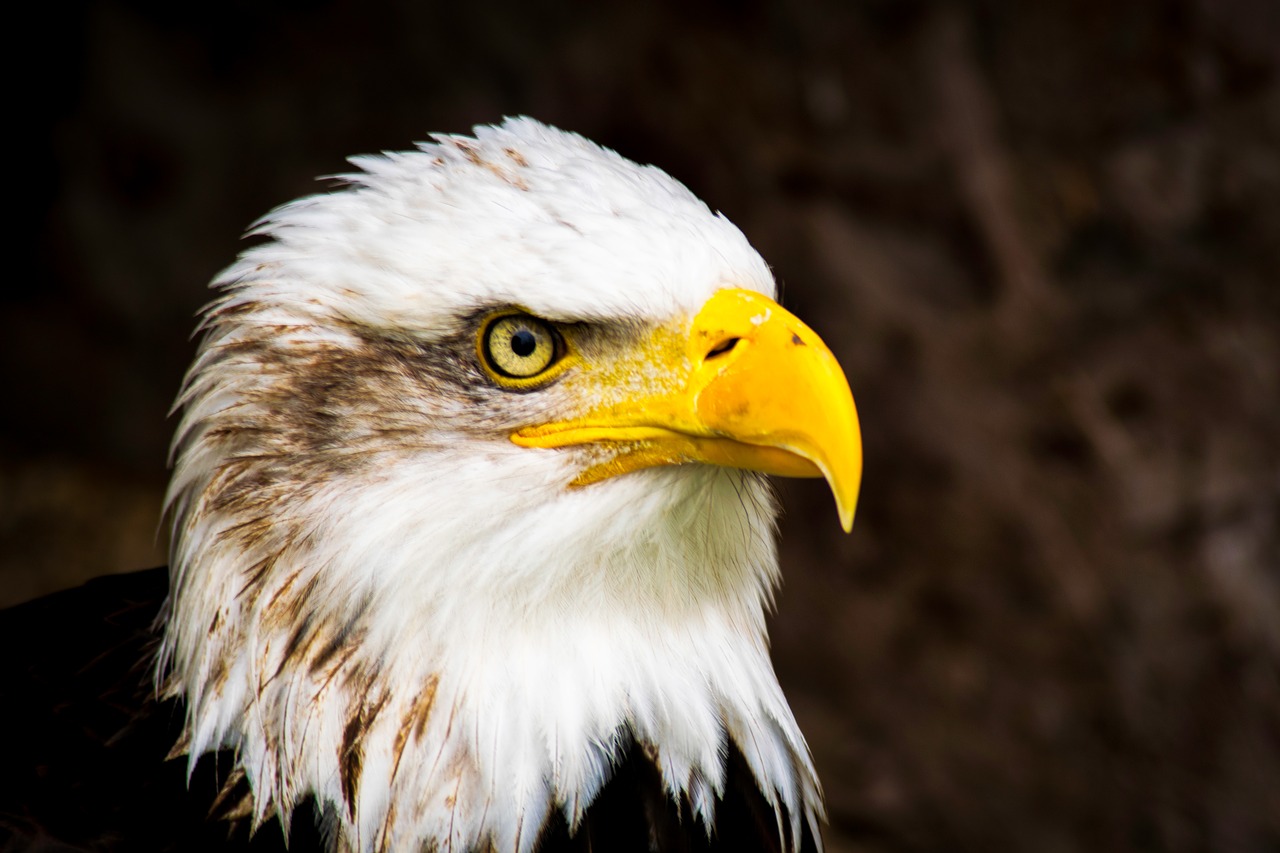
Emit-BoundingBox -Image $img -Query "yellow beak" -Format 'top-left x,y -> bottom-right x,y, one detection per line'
513,289 -> 862,531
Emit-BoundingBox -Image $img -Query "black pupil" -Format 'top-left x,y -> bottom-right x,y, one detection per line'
510,329 -> 538,357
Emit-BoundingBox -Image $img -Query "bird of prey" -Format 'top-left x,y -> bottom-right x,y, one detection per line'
2,118 -> 861,853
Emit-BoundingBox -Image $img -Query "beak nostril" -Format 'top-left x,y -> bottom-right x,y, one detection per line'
705,337 -> 741,360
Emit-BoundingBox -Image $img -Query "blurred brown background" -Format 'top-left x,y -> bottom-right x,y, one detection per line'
4,1 -> 1279,850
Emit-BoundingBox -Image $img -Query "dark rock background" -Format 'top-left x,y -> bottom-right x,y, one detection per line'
5,1 -> 1278,850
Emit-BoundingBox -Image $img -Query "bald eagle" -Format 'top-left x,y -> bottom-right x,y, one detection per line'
2,119 -> 860,853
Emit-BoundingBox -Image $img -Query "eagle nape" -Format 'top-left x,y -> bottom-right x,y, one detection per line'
2,118 -> 861,853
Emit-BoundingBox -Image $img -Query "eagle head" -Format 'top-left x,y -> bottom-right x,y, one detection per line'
160,118 -> 861,852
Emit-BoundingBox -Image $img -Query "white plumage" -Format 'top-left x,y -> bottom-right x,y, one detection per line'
158,118 -> 858,853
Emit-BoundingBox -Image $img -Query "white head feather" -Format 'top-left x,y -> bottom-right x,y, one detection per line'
160,117 -> 822,853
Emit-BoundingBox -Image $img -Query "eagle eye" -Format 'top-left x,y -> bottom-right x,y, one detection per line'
481,314 -> 563,381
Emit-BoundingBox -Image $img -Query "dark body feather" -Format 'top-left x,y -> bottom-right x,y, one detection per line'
1,571 -> 817,853
0,568 -> 321,853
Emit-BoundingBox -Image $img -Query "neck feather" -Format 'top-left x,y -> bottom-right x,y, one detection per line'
160,320 -> 821,852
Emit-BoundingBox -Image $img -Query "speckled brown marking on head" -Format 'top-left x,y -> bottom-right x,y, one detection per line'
411,675 -> 441,741
276,612 -> 316,678
217,513 -> 280,553
447,137 -> 530,190
375,799 -> 398,853
477,155 -> 528,190
271,595 -> 370,685
340,690 -> 389,817
308,621 -> 364,676
454,138 -> 482,166
165,729 -> 193,762
264,565 -> 305,610
208,765 -> 254,824
312,642 -> 361,703
261,573 -> 321,636
504,147 -> 528,167
503,169 -> 530,191
204,653 -> 230,699
206,297 -> 267,324
391,674 -> 440,782
235,555 -> 275,599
